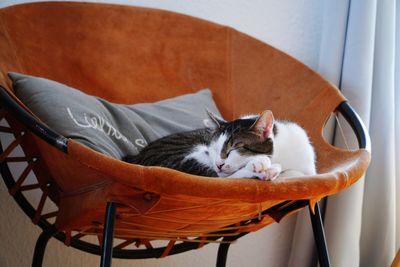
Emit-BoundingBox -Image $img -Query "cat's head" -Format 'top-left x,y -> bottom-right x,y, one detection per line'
204,110 -> 275,177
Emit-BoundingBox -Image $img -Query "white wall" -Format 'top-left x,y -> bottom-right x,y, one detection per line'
0,1 -> 325,266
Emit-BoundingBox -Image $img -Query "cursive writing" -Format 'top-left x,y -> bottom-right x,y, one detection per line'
66,107 -> 146,148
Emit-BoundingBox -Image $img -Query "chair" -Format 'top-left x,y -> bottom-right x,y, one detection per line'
0,2 -> 370,267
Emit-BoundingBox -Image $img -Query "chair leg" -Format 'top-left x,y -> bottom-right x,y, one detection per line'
216,243 -> 231,267
309,202 -> 331,267
100,202 -> 117,267
32,225 -> 58,267
216,233 -> 247,267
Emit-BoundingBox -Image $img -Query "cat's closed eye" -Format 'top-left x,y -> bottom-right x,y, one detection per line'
232,141 -> 244,148
226,142 -> 244,156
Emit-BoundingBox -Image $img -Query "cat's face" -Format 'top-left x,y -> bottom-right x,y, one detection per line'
205,110 -> 275,177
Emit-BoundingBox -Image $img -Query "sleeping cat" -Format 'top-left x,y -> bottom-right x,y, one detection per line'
124,110 -> 315,180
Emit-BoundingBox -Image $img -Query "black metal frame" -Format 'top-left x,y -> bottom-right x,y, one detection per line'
309,203 -> 331,267
100,203 -> 117,267
32,225 -> 58,267
0,84 -> 370,267
337,102 -> 370,150
0,87 -> 68,153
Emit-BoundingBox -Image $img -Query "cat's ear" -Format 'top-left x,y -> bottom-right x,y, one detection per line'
250,110 -> 274,139
204,110 -> 225,129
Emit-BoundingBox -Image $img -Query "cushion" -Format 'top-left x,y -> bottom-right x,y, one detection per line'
8,72 -> 221,159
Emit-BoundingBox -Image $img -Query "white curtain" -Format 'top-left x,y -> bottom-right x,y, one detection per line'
303,0 -> 399,266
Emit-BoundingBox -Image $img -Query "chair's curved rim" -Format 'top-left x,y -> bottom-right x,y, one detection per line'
0,84 -> 370,259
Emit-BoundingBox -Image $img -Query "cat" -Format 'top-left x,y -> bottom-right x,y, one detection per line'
124,110 -> 316,180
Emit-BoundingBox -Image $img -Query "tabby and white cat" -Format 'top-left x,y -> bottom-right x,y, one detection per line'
124,110 -> 316,180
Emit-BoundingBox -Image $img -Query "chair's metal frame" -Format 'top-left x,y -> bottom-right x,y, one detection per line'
0,86 -> 370,267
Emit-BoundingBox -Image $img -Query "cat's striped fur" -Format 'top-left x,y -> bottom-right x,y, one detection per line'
124,128 -> 219,176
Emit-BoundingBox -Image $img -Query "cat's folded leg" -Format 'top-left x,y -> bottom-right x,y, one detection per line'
226,165 -> 281,180
227,156 -> 282,180
278,169 -> 305,179
226,168 -> 265,179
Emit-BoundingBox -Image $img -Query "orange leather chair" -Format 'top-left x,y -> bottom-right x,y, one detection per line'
0,2 -> 370,267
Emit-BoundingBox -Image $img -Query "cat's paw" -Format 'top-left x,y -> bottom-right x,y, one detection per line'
245,156 -> 271,173
261,164 -> 282,181
244,156 -> 282,181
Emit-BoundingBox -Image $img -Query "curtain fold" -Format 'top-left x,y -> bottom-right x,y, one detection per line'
359,0 -> 397,266
316,0 -> 399,266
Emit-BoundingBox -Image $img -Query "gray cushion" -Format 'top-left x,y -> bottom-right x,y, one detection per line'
8,72 -> 221,159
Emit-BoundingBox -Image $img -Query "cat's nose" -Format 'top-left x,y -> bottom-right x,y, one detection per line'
217,162 -> 225,170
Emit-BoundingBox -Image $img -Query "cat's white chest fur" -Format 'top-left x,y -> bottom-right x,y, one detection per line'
272,121 -> 316,176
